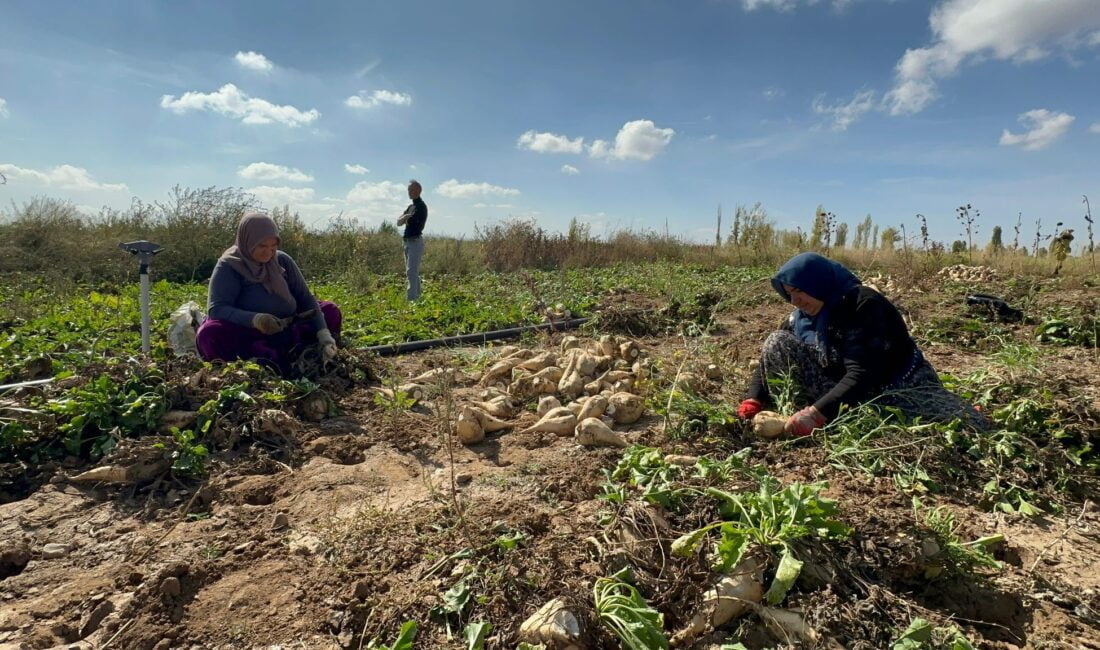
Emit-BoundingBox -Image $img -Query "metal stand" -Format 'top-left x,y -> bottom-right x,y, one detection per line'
118,240 -> 163,355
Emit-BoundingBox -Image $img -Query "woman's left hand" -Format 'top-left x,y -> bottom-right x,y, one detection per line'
785,406 -> 826,436
317,328 -> 338,363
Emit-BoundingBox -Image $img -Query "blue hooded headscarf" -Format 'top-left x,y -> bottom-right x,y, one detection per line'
771,253 -> 861,361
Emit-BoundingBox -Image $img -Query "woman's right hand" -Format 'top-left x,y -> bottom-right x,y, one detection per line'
737,399 -> 763,419
252,313 -> 285,335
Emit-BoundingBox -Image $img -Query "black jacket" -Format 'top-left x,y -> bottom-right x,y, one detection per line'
747,286 -> 918,419
403,197 -> 428,239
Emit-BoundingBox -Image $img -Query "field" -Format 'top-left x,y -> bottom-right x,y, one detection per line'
1,259 -> 1098,650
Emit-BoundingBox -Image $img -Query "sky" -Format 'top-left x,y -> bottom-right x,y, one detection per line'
1,0 -> 1099,245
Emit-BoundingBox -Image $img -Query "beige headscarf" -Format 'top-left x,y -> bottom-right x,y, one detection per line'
218,212 -> 296,308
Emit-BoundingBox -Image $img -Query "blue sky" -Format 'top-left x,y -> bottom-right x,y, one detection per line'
2,0 -> 1099,245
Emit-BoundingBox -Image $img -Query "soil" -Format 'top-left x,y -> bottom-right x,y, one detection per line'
1,272 -> 1099,649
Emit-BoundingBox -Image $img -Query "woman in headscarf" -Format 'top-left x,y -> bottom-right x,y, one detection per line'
738,252 -> 988,435
195,212 -> 341,372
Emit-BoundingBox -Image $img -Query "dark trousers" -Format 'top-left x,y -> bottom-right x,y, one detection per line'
196,301 -> 342,369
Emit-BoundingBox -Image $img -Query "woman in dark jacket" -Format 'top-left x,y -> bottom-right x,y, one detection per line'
195,212 -> 341,372
738,252 -> 988,435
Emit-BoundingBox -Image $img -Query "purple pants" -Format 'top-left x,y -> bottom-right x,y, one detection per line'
196,301 -> 342,369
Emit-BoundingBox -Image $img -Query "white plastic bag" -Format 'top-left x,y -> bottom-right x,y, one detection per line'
168,301 -> 205,357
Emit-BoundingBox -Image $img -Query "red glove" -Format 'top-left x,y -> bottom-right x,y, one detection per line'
737,399 -> 763,420
785,406 -> 826,437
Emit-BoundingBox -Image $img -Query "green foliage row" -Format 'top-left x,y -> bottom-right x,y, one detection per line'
0,263 -> 771,383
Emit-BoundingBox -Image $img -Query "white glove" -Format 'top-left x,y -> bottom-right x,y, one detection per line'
317,328 -> 337,362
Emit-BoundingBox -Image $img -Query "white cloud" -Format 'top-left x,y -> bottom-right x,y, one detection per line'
516,130 -> 585,154
0,163 -> 128,192
234,51 -> 273,72
160,84 -> 319,127
886,0 -> 1100,115
331,180 -> 410,225
588,119 -> 675,161
472,203 -> 514,209
999,109 -> 1075,150
345,89 -> 413,109
561,164 -> 580,175
1089,122 -> 1100,134
762,86 -> 785,100
346,180 -> 407,204
0,98 -> 8,118
237,162 -> 313,182
517,120 -> 674,162
247,185 -> 316,206
741,0 -> 856,11
344,163 -> 370,175
812,89 -> 877,131
436,179 -> 521,200
741,0 -> 802,10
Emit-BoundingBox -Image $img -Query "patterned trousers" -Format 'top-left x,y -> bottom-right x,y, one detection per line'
758,330 -> 989,430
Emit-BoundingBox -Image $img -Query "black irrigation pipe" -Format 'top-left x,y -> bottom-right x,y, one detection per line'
359,317 -> 590,356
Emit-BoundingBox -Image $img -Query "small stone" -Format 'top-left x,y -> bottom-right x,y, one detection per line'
354,581 -> 371,600
160,576 -> 181,597
271,513 -> 289,530
232,542 -> 256,554
41,543 -> 69,559
159,410 -> 198,432
289,533 -> 325,556
79,598 -> 114,638
0,543 -> 31,577
127,571 -> 144,586
455,473 -> 473,485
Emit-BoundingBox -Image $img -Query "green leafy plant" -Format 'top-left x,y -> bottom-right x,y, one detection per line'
821,402 -> 940,490
765,367 -> 799,415
463,620 -> 492,650
648,386 -> 738,439
373,387 -> 418,412
44,371 -> 167,460
166,428 -> 209,477
892,617 -> 976,650
593,569 -> 669,650
1035,315 -> 1098,348
491,531 -> 526,554
599,446 -> 688,508
598,446 -> 752,510
672,477 -> 850,605
430,580 -> 473,638
365,621 -> 418,650
913,498 -> 1002,578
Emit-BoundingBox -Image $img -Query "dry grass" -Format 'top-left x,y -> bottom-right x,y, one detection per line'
1,190 -> 1096,286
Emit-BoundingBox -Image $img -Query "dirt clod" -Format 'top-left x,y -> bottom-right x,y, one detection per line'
160,576 -> 181,597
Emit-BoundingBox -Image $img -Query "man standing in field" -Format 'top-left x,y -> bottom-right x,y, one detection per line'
397,179 -> 428,301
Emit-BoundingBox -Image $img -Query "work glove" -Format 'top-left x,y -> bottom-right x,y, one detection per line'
737,398 -> 763,420
785,405 -> 826,437
252,313 -> 286,336
317,328 -> 338,363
